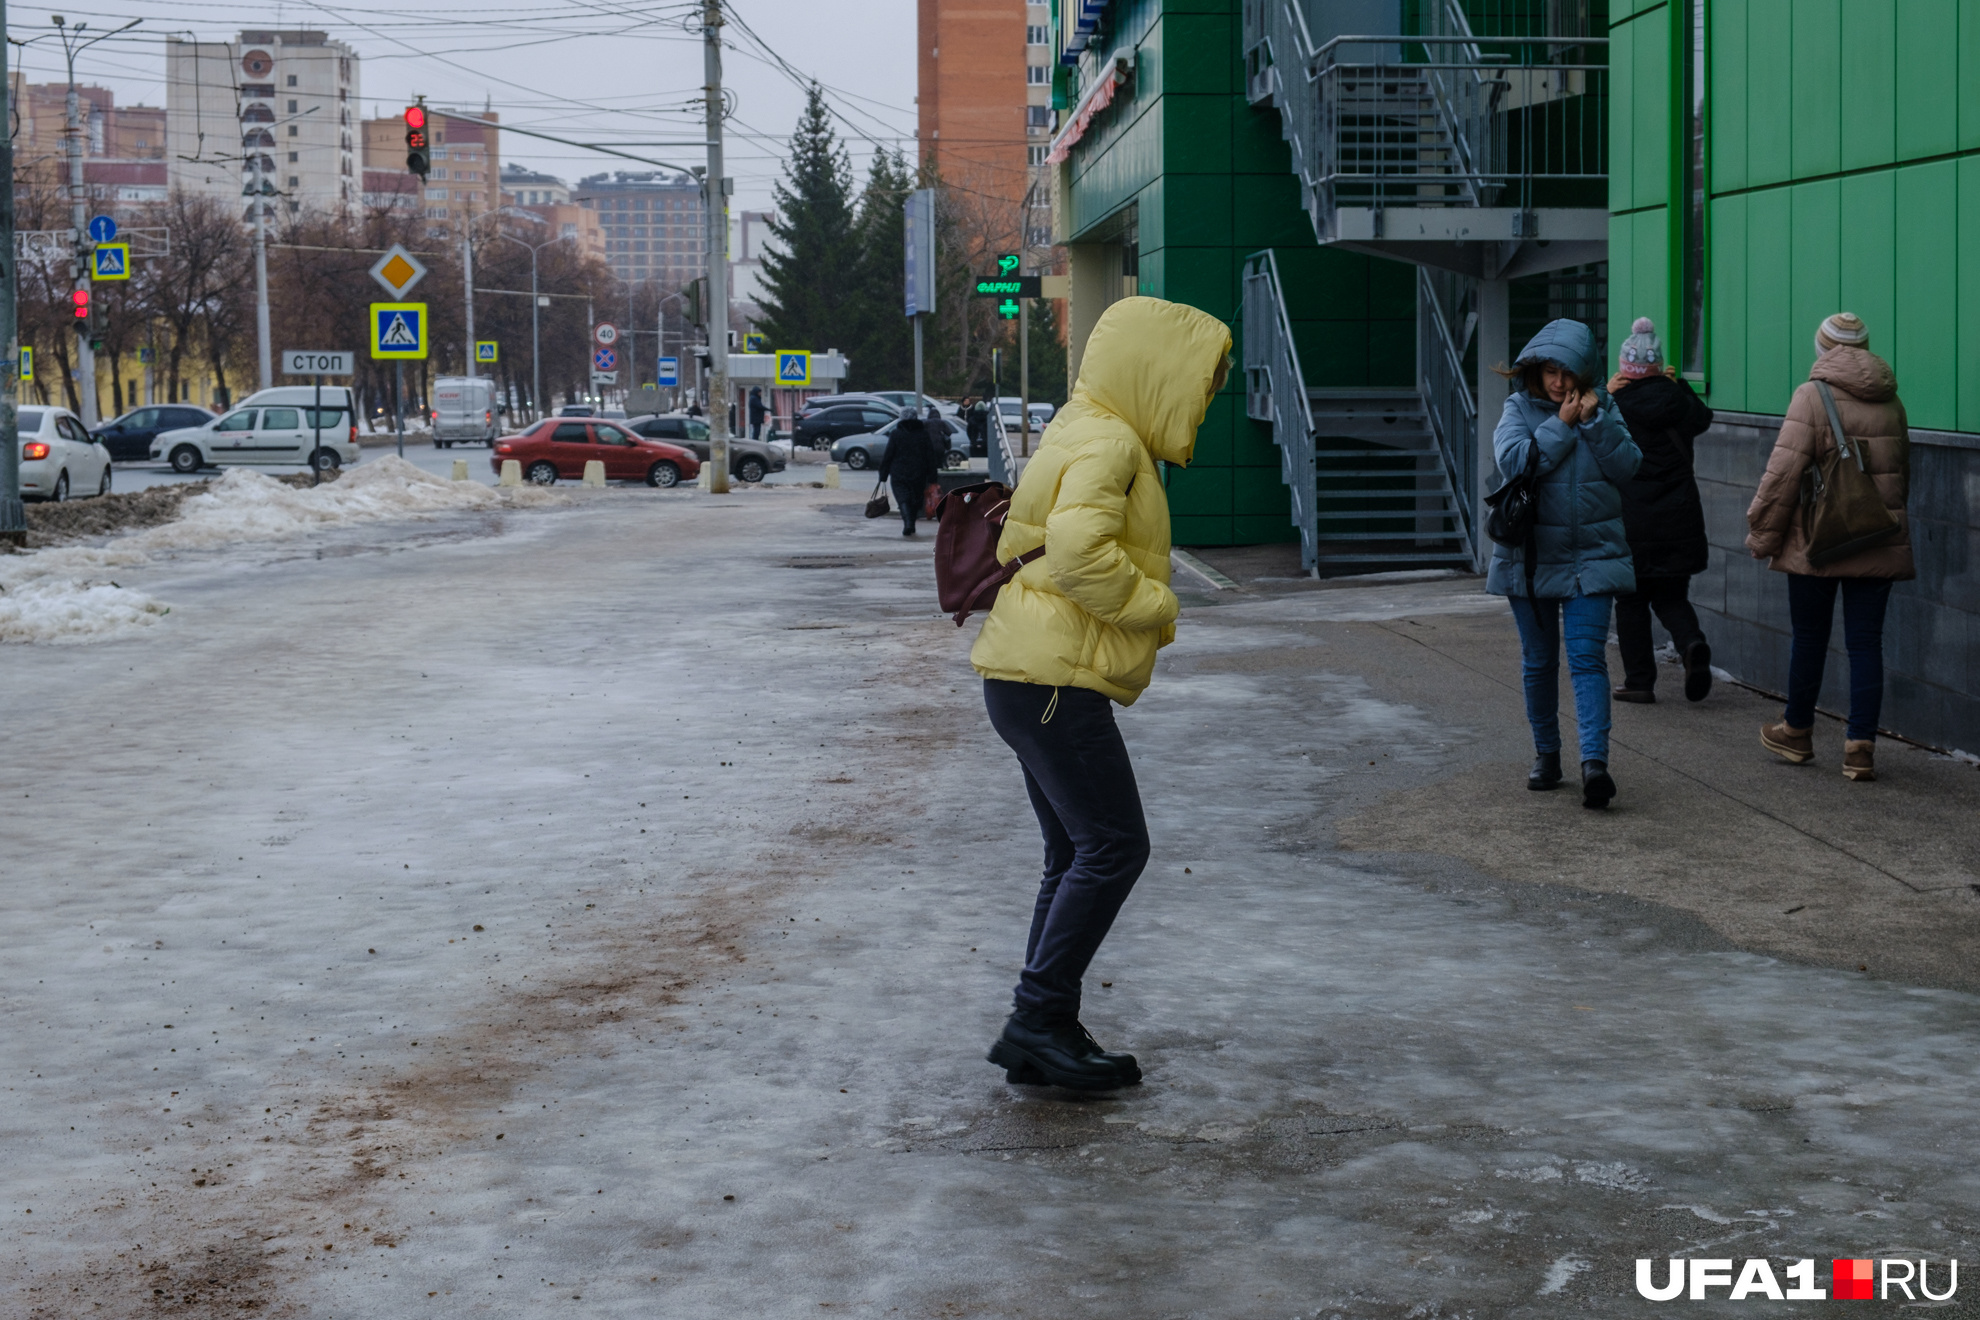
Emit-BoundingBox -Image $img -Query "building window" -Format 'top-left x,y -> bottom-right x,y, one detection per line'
1026,25 -> 1048,45
428,188 -> 448,200
288,175 -> 299,188
338,57 -> 350,82
1026,64 -> 1049,85
288,151 -> 298,162
1028,146 -> 1047,166
1027,105 -> 1052,129
286,75 -> 298,87
1027,226 -> 1052,247
287,125 -> 298,137
288,99 -> 298,113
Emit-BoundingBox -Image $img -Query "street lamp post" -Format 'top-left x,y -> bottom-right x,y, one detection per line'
52,16 -> 137,428
1,0 -> 23,545
494,212 -> 556,423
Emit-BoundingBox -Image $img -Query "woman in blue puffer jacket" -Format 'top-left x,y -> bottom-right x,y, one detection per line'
1489,319 -> 1643,808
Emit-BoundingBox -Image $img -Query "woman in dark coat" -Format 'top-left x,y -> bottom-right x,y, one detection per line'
1605,318 -> 1715,704
877,409 -> 941,536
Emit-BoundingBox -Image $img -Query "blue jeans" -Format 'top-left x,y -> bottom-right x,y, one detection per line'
1509,594 -> 1615,764
983,679 -> 1151,1022
1784,575 -> 1892,741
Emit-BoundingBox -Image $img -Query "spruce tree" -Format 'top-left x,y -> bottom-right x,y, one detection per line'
844,149 -> 913,391
1024,295 -> 1070,406
756,86 -> 854,353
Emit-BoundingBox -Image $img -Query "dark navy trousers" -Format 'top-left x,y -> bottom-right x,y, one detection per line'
983,678 -> 1151,1022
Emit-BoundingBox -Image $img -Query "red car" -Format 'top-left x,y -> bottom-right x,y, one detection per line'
490,418 -> 702,487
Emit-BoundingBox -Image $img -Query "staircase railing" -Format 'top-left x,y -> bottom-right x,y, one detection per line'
1243,0 -> 1606,241
1241,249 -> 1318,571
1416,265 -> 1479,558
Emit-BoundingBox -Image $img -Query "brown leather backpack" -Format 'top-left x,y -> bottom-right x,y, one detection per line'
933,481 -> 1043,626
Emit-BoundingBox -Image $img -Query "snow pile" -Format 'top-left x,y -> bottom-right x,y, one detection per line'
0,579 -> 170,644
0,457 -> 560,643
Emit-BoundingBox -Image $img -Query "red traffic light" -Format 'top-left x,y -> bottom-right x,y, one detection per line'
71,288 -> 90,318
404,105 -> 426,129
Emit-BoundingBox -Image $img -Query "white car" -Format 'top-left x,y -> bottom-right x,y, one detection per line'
996,396 -> 1056,428
153,386 -> 362,474
17,405 -> 112,501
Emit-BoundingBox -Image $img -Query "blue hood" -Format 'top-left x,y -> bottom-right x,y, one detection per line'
1513,319 -> 1600,379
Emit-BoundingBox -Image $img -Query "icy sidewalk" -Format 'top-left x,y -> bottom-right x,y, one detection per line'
0,457 -> 562,644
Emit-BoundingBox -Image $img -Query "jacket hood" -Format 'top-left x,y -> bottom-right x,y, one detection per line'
1809,345 -> 1897,402
1613,373 -> 1706,432
1513,318 -> 1600,380
1070,296 -> 1233,465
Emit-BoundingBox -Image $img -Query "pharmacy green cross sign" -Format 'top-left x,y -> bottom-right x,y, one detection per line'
997,298 -> 1021,320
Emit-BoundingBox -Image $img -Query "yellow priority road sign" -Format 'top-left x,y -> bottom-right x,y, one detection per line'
92,243 -> 131,280
370,303 -> 428,359
475,340 -> 498,363
776,351 -> 811,386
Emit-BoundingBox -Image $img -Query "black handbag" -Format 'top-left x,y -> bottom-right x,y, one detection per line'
1484,438 -> 1543,596
863,479 -> 890,519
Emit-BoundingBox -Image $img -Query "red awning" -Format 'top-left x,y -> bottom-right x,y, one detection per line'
1045,53 -> 1132,165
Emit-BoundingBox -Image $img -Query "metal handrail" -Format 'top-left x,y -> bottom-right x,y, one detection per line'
1416,266 -> 1478,558
1241,249 -> 1319,570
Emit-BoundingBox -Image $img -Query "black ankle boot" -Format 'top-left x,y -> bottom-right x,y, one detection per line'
988,1013 -> 1140,1091
1528,750 -> 1563,791
1581,760 -> 1615,809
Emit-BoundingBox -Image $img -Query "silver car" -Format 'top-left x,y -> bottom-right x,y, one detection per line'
828,416 -> 968,472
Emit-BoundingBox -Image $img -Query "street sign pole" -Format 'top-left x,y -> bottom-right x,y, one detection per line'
1020,295 -> 1031,458
701,0 -> 732,494
313,373 -> 323,486
0,0 -> 22,547
904,188 -> 936,416
395,361 -> 406,460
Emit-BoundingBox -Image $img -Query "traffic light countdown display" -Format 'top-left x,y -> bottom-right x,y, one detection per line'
405,104 -> 430,180
71,289 -> 89,321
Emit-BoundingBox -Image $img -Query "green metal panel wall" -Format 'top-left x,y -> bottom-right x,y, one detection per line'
1606,1 -> 1673,360
1060,0 -> 1410,547
1625,0 -> 1980,426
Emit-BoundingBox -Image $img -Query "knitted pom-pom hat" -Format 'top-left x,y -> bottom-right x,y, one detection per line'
1816,311 -> 1869,353
1618,316 -> 1663,378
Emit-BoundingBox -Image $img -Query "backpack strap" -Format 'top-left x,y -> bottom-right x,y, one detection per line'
951,546 -> 1044,627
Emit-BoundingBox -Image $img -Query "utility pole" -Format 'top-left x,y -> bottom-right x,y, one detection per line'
701,0 -> 731,494
1,0 -> 25,547
61,35 -> 96,426
462,231 -> 475,378
1019,297 -> 1030,457
251,150 -> 271,391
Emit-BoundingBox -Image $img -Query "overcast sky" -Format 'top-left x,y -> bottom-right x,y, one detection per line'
6,0 -> 917,214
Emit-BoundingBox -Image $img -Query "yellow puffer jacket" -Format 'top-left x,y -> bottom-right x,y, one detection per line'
970,296 -> 1232,704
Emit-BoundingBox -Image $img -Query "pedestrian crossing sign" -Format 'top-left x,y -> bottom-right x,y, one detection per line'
744,333 -> 767,353
370,302 -> 428,359
776,351 -> 810,385
91,243 -> 130,280
475,341 -> 498,363
19,347 -> 31,381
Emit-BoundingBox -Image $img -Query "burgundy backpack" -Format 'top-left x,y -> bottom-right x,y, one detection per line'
933,481 -> 1043,627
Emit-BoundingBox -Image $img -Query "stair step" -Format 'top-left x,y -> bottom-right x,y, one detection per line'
1311,488 -> 1458,501
1313,532 -> 1470,545
1313,550 -> 1477,566
1315,448 -> 1444,460
1310,467 -> 1453,479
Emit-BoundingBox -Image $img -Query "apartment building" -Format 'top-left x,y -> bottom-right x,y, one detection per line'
501,165 -> 570,207
361,108 -> 500,225
574,171 -> 705,285
166,31 -> 360,214
9,82 -> 165,173
917,0 -> 1055,241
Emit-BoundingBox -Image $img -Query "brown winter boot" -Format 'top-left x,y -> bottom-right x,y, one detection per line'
1760,722 -> 1814,764
1842,739 -> 1876,781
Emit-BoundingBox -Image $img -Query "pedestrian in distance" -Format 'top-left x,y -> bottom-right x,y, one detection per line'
686,400 -> 703,418
1489,319 -> 1644,809
971,296 -> 1233,1092
747,386 -> 766,440
876,405 -> 940,536
962,395 -> 988,456
1605,317 -> 1716,704
1746,312 -> 1914,782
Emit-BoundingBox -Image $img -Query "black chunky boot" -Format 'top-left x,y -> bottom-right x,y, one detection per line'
1581,760 -> 1616,809
988,1013 -> 1140,1091
1528,750 -> 1563,791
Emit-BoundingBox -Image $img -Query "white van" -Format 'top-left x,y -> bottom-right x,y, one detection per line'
431,376 -> 498,447
152,386 -> 361,474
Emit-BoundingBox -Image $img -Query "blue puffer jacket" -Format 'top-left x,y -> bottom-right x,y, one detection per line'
1487,320 -> 1643,599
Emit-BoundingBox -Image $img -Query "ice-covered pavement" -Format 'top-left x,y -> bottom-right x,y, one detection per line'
3,487 -> 1979,1318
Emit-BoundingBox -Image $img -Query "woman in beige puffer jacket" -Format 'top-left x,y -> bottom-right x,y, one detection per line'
1745,312 -> 1913,781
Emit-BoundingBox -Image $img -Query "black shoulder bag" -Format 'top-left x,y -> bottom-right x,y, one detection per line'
1484,438 -> 1543,597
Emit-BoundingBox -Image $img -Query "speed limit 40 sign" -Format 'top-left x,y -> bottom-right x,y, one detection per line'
593,322 -> 619,348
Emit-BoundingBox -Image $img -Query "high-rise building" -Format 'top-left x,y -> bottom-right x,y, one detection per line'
361,108 -> 500,226
500,165 -> 570,208
575,172 -> 704,286
166,31 -> 359,215
9,82 -> 165,174
917,0 -> 1054,245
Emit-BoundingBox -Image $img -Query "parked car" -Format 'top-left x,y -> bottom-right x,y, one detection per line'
17,405 -> 112,501
152,387 -> 362,473
491,418 -> 701,487
829,415 -> 969,472
797,393 -> 901,417
92,404 -> 216,462
625,414 -> 785,484
793,400 -> 900,451
557,404 -> 596,417
866,391 -> 959,417
996,396 -> 1057,428
430,376 -> 498,448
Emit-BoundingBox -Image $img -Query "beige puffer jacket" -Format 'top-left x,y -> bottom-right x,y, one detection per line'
1745,346 -> 1914,579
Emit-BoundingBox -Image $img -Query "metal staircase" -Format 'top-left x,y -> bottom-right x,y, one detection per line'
1239,0 -> 1608,573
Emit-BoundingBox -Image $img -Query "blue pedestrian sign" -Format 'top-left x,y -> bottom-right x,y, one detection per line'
369,302 -> 428,359
657,356 -> 680,387
91,243 -> 130,280
593,347 -> 618,372
87,215 -> 117,243
776,351 -> 811,386
475,341 -> 498,363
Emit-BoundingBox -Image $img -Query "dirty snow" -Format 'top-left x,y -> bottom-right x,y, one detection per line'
0,457 -> 561,643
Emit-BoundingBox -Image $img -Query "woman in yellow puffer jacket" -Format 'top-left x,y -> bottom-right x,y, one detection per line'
973,296 -> 1232,1093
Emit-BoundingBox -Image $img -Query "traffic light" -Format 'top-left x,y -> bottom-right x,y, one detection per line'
404,104 -> 430,180
70,288 -> 89,321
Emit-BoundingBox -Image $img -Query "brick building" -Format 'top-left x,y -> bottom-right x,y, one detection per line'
917,0 -> 1056,249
